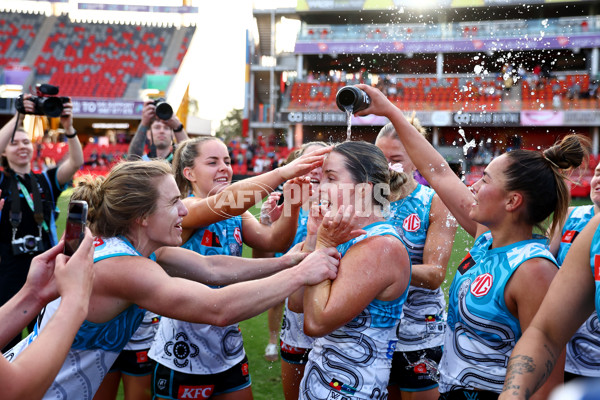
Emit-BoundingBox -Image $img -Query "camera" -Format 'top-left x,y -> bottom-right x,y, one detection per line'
152,97 -> 173,120
15,84 -> 70,118
12,234 -> 44,256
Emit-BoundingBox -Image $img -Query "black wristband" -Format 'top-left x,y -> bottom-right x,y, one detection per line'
65,130 -> 77,139
173,123 -> 184,133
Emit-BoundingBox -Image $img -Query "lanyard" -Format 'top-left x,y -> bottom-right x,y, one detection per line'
10,173 -> 48,233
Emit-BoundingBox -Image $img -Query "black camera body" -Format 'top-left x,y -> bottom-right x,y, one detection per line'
153,97 -> 173,121
12,234 -> 45,256
16,84 -> 70,118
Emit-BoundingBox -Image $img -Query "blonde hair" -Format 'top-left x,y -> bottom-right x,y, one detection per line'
71,160 -> 173,237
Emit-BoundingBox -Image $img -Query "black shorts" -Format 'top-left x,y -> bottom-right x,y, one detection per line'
439,389 -> 499,400
279,340 -> 311,365
152,356 -> 251,399
388,346 -> 442,391
110,349 -> 155,376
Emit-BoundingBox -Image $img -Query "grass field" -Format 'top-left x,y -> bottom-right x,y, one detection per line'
51,190 -> 592,400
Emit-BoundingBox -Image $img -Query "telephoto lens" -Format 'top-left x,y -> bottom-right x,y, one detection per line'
154,98 -> 173,120
335,86 -> 371,113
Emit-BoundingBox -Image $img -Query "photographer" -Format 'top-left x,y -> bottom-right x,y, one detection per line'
127,99 -> 188,162
0,94 -> 84,352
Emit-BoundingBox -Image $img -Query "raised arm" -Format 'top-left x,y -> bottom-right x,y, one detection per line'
56,100 -> 84,186
500,215 -> 600,400
410,195 -> 458,289
356,84 -> 480,237
0,231 -> 94,400
182,147 -> 330,230
128,101 -> 154,157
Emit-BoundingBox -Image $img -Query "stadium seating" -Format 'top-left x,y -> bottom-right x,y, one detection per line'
283,72 -> 597,112
0,11 -> 44,66
33,15 -> 191,98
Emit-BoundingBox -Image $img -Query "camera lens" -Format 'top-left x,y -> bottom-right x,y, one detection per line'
155,101 -> 173,121
39,97 -> 64,118
24,236 -> 37,250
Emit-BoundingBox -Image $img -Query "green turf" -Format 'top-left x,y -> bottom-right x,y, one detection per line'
51,190 -> 592,400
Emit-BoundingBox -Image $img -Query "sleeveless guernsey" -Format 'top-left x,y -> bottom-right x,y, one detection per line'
299,222 -> 410,400
148,216 -> 246,374
557,206 -> 600,377
4,236 -> 147,400
388,184 -> 446,351
438,232 -> 557,394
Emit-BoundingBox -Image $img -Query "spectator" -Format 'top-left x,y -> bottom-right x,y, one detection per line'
127,100 -> 188,163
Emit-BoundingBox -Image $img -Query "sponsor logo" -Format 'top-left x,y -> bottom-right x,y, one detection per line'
201,230 -> 222,247
561,230 -> 579,244
157,378 -> 167,390
93,237 -> 104,247
458,254 -> 476,274
241,362 -> 249,376
414,363 -> 427,374
135,350 -> 148,364
402,213 -> 421,232
470,273 -> 493,297
177,385 -> 214,399
326,391 -> 351,400
234,227 -> 242,246
595,255 -> 600,281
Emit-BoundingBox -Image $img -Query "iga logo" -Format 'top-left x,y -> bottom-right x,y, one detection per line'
470,273 -> 493,297
177,385 -> 214,399
402,214 -> 421,232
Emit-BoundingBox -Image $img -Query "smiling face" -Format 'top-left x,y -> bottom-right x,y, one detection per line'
590,163 -> 600,207
320,151 -> 358,211
184,139 -> 233,198
3,129 -> 33,173
375,135 -> 416,174
142,174 -> 188,248
468,154 -> 511,226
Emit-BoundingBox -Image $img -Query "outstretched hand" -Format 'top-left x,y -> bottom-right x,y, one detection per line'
279,146 -> 331,181
353,84 -> 397,118
25,229 -> 95,307
54,229 -> 95,305
259,192 -> 283,226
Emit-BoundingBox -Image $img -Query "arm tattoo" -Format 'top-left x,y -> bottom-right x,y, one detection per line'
503,355 -> 536,399
128,125 -> 148,156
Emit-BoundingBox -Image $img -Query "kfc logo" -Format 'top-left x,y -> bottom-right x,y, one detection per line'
177,385 -> 214,399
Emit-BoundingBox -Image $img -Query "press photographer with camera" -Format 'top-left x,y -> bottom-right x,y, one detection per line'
0,91 -> 84,352
127,98 -> 188,162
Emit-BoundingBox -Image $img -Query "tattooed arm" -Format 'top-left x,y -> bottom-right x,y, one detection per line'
500,215 -> 600,400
